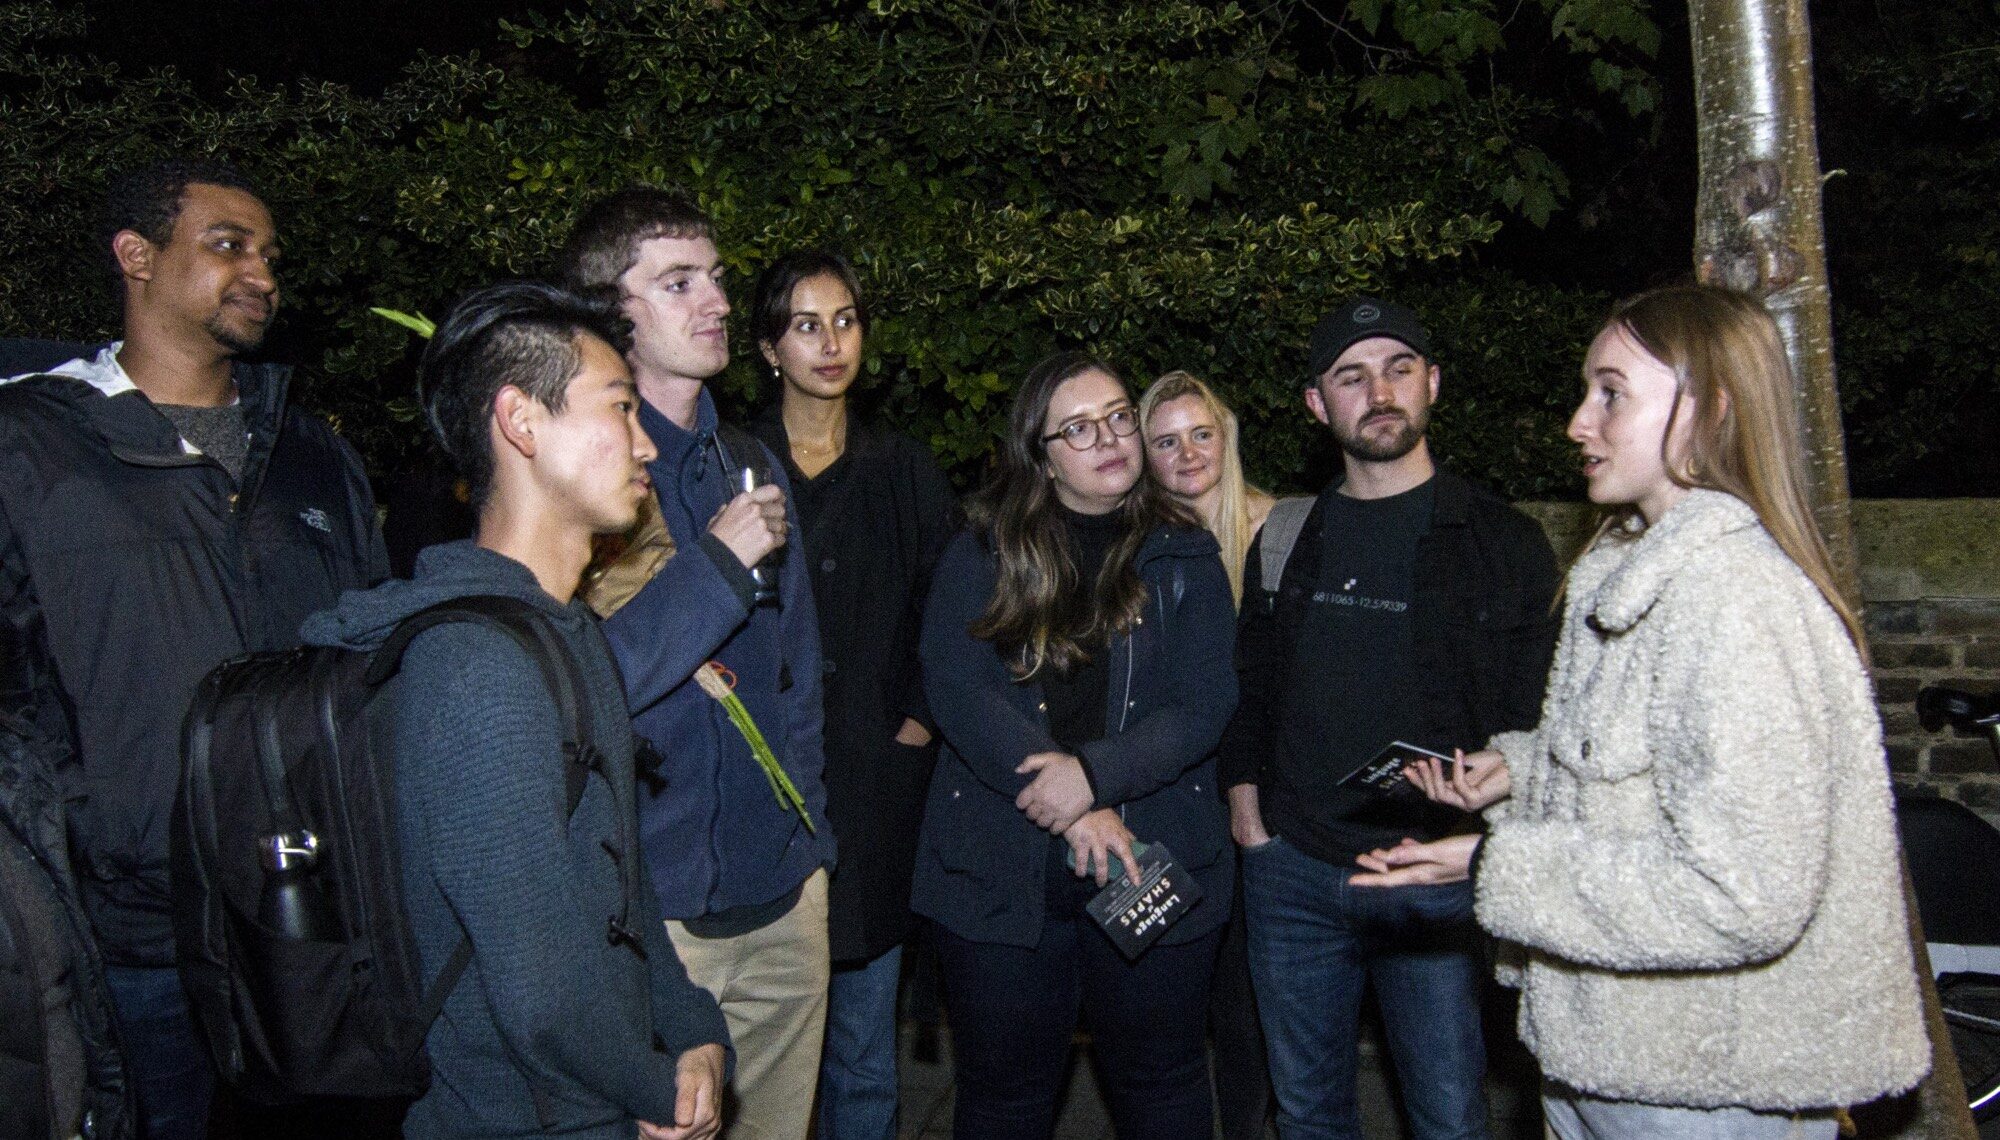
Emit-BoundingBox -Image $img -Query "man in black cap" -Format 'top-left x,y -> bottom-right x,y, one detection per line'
1219,297 -> 1560,1139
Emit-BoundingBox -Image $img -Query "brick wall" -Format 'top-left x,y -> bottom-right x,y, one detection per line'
1519,499 -> 2000,826
1870,600 -> 2000,818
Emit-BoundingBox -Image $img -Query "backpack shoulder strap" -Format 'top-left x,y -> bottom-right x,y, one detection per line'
1258,496 -> 1315,595
711,420 -> 766,474
366,595 -> 598,813
368,596 -> 606,1035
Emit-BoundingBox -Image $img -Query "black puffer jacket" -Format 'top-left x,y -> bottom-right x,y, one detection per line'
1,710 -> 132,1140
0,349 -> 387,966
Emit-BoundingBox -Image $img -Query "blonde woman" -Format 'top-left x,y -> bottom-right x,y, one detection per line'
1355,285 -> 1929,1136
1139,371 -> 1277,606
1137,369 -> 1283,1139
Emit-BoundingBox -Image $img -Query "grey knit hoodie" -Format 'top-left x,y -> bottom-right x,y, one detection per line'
302,540 -> 730,1139
1478,490 -> 1928,1111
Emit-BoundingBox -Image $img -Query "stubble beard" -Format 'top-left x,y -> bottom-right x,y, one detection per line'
204,311 -> 268,355
1335,405 -> 1430,463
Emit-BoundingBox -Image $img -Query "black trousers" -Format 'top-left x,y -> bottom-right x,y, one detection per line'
933,860 -> 1222,1140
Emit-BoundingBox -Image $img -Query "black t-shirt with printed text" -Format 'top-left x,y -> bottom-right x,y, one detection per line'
1264,478 -> 1460,866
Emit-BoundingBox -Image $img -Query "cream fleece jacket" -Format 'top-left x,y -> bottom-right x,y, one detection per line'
1478,489 -> 1928,1111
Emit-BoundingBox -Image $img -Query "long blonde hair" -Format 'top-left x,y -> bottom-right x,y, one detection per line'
1139,370 -> 1267,605
1592,284 -> 1863,647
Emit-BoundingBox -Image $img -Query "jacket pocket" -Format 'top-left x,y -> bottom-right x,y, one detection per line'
1551,647 -> 1655,784
921,766 -> 991,877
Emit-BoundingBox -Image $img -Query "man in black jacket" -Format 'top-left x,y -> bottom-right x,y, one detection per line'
1221,298 -> 1559,1140
0,159 -> 387,1140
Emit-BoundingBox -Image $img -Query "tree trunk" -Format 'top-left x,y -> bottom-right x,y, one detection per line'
1688,0 -> 1860,605
1689,3 -> 1972,1136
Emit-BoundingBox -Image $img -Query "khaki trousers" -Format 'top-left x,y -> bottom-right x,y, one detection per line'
667,869 -> 830,1140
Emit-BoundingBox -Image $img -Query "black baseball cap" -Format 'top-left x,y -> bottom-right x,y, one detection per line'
1308,297 -> 1432,379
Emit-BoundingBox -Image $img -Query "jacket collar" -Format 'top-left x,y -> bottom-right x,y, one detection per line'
22,341 -> 291,461
1135,521 -> 1221,569
750,403 -> 886,469
1586,489 -> 1760,633
639,385 -> 719,465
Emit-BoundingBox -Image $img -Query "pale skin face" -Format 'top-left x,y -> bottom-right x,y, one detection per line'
1305,335 -> 1438,463
759,273 -> 863,402
1041,369 -> 1141,515
618,235 -> 730,387
1144,394 -> 1224,503
1569,323 -> 1698,526
522,334 -> 659,535
116,182 -> 282,355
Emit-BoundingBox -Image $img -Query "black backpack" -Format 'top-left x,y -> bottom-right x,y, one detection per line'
169,595 -> 617,1105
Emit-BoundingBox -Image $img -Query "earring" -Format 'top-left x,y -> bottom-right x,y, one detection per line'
771,363 -> 782,380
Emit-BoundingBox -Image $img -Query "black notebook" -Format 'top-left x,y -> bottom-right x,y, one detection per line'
1082,842 -> 1204,960
1337,740 -> 1454,797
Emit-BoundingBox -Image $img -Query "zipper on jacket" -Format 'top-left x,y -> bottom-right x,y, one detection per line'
1114,603 -> 1138,824
106,443 -> 259,649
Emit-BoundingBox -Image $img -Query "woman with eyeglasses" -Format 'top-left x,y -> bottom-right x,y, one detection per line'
911,351 -> 1239,1139
744,250 -> 958,1140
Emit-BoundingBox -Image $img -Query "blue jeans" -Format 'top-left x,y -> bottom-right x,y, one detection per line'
1542,1085 -> 1839,1140
103,965 -> 215,1140
1241,836 -> 1487,1140
816,944 -> 903,1140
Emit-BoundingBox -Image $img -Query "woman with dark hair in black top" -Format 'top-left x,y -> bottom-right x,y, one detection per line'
912,351 -> 1239,1139
746,250 -> 957,1140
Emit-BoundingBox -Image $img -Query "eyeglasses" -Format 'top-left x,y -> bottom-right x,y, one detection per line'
1042,407 -> 1140,451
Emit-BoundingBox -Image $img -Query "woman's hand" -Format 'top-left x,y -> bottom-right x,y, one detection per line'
637,1042 -> 725,1139
1406,749 -> 1511,812
1015,751 -> 1093,833
893,717 -> 932,747
1350,834 -> 1480,888
1062,809 -> 1143,887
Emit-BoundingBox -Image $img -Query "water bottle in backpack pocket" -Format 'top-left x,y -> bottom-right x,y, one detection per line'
169,596 -> 607,1106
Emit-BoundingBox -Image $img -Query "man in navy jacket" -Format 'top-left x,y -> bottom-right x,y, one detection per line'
556,187 -> 834,1140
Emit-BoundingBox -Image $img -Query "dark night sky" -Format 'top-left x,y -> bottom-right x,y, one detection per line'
78,0 -> 545,94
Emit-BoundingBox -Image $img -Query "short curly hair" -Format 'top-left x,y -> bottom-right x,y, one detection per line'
98,158 -> 261,277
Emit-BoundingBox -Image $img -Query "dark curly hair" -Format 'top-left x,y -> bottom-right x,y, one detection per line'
98,158 -> 260,277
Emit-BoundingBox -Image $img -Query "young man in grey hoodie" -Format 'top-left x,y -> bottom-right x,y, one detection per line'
301,281 -> 730,1140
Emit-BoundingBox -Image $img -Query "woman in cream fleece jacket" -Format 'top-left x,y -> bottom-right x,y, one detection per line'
1354,285 -> 1928,1136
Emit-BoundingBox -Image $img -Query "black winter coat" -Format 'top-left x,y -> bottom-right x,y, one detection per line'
913,524 -> 1239,949
0,353 -> 388,966
750,412 -> 958,962
0,712 -> 131,1140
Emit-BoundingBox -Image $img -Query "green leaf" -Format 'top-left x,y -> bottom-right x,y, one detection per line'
368,307 -> 436,339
